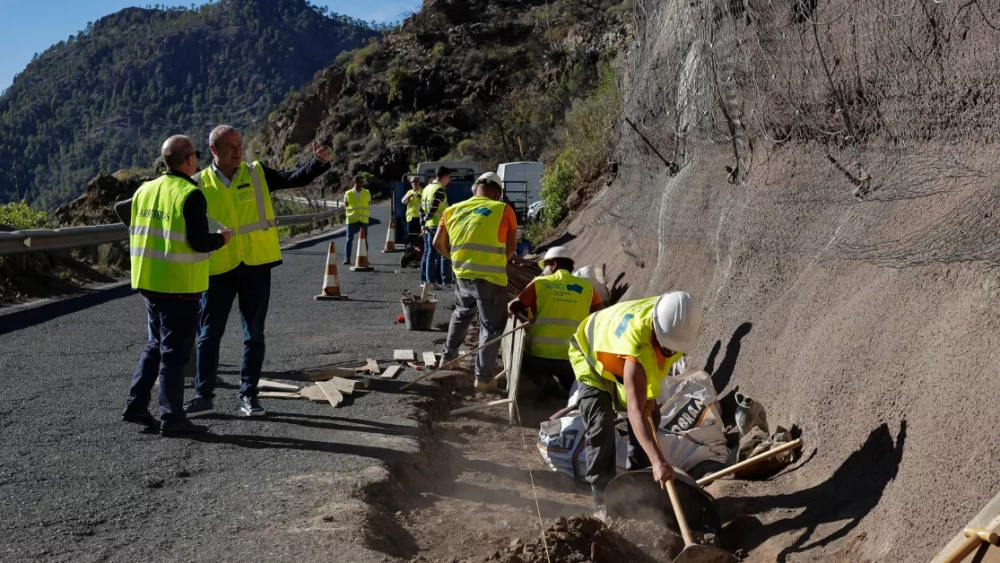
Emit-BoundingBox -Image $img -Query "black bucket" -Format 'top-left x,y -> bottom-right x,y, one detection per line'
401,298 -> 436,330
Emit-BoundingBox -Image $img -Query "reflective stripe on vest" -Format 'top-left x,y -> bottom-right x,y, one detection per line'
443,196 -> 508,287
345,189 -> 371,224
568,297 -> 681,408
421,182 -> 447,227
405,189 -> 421,221
527,270 -> 593,360
196,162 -> 282,275
129,175 -> 210,294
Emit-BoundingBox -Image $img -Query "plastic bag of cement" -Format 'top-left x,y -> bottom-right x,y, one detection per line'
655,369 -> 729,471
537,413 -> 627,481
725,425 -> 796,479
572,265 -> 610,305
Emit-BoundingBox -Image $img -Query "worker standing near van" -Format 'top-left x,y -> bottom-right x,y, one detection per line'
434,172 -> 518,391
401,176 -> 422,238
420,165 -> 451,289
568,291 -> 702,511
508,246 -> 603,397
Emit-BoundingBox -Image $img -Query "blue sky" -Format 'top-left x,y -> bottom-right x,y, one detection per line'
0,0 -> 420,93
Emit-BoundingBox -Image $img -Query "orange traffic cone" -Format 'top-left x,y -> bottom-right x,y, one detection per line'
382,218 -> 399,253
350,226 -> 375,272
314,241 -> 348,300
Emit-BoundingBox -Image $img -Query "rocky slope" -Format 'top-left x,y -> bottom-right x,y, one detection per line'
561,0 -> 1000,561
251,0 -> 630,192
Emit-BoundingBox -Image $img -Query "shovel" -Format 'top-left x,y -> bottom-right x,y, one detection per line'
608,414 -> 736,563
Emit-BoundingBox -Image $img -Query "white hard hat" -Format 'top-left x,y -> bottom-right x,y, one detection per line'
652,291 -> 702,353
475,172 -> 503,188
538,246 -> 573,268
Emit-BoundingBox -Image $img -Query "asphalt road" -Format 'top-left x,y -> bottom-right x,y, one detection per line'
0,205 -> 452,563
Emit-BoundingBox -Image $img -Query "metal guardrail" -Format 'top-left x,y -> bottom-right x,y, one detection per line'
0,207 -> 344,256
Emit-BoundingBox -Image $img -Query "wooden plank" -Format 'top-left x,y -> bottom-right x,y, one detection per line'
422,352 -> 437,367
259,391 -> 305,400
394,349 -> 415,362
327,377 -> 357,396
366,359 -> 380,375
381,365 -> 403,380
299,385 -> 329,402
259,379 -> 299,392
450,398 -> 513,416
316,381 -> 344,409
305,368 -> 356,382
354,377 -> 370,389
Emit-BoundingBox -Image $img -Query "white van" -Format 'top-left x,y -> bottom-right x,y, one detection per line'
497,162 -> 544,221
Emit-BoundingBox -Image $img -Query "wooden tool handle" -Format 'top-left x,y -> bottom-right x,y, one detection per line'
942,528 -> 1000,563
696,438 -> 804,487
665,479 -> 695,547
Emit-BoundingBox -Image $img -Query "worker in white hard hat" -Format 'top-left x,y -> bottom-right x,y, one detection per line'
508,246 -> 603,399
568,291 -> 703,512
435,171 -> 519,392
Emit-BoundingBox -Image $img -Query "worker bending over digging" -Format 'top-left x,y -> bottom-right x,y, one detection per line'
568,291 -> 702,513
434,172 -> 518,392
508,246 -> 603,399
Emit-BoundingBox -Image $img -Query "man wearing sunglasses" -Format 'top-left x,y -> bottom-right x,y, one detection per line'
122,135 -> 233,436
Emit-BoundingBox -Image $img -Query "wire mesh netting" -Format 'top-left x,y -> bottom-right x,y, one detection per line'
591,0 -> 1000,270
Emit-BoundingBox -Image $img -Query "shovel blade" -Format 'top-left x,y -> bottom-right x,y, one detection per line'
671,544 -> 739,563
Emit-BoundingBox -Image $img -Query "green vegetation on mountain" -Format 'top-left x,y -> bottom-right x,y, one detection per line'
0,0 -> 379,210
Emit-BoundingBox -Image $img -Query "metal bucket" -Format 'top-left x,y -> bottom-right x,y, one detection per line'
401,298 -> 436,331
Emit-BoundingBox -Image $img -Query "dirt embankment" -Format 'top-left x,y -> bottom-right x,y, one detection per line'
553,0 -> 1000,560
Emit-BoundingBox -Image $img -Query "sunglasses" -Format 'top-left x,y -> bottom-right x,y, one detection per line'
188,150 -> 202,160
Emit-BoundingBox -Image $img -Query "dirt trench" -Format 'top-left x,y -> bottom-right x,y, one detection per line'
355,373 -> 699,563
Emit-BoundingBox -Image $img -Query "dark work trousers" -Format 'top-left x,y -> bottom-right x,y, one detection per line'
125,296 -> 200,424
577,382 -> 661,506
344,222 -> 367,263
522,354 -> 576,393
443,278 -> 507,382
195,265 -> 271,401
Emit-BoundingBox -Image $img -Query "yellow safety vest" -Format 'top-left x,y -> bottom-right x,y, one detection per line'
421,182 -> 447,227
569,297 -> 683,409
527,270 -> 594,360
405,188 -> 421,222
196,162 -> 281,275
345,188 -> 371,224
129,175 -> 210,294
443,196 -> 508,287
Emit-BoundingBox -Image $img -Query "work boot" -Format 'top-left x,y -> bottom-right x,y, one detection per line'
160,419 -> 209,437
474,378 -> 500,393
121,408 -> 158,428
239,396 -> 266,417
183,396 -> 215,418
343,259 -> 349,265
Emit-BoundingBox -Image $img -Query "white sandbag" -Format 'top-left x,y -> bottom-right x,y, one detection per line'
572,265 -> 610,305
656,369 -> 729,471
537,413 -> 627,481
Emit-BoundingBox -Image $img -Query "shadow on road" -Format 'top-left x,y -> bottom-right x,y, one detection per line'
0,283 -> 134,337
267,413 -> 418,437
719,420 -> 907,562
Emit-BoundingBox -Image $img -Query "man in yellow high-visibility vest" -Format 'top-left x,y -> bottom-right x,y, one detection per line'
122,135 -> 232,437
421,166 -> 451,289
343,175 -> 371,264
508,246 -> 603,398
401,176 -> 422,238
184,125 -> 331,419
569,291 -> 702,513
434,172 -> 518,392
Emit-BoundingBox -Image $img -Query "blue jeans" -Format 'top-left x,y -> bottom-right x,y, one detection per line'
422,227 -> 452,285
195,265 -> 271,400
126,296 -> 200,424
344,222 -> 367,262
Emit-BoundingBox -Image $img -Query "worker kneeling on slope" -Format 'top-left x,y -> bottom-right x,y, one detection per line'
508,246 -> 604,399
569,291 -> 703,512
